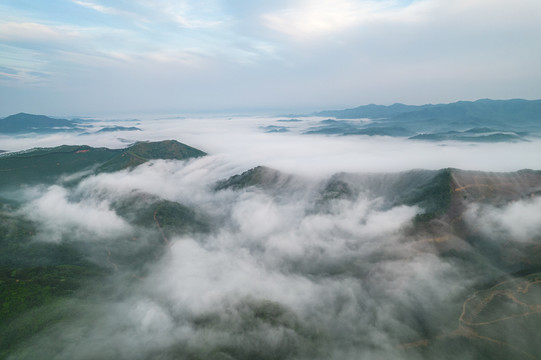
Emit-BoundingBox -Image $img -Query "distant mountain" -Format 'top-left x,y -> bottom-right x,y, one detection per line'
260,125 -> 289,133
304,99 -> 541,141
0,113 -> 83,134
409,129 -> 524,142
96,126 -> 141,133
0,140 -> 206,189
315,103 -> 423,119
314,99 -> 541,121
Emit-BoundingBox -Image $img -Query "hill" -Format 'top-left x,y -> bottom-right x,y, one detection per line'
305,99 -> 541,141
314,99 -> 541,123
0,140 -> 206,190
0,113 -> 83,134
96,126 -> 141,133
97,140 -> 206,172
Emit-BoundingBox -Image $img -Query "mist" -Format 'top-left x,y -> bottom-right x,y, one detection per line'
2,114 -> 541,359
465,197 -> 541,243
7,159 -> 453,359
2,115 -> 541,175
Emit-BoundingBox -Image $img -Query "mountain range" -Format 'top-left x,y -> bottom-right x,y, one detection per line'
0,140 -> 205,191
1,139 -> 541,358
0,113 -> 140,135
303,99 -> 541,141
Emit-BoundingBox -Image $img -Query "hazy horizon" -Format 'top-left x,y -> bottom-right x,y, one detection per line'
2,113 -> 541,175
1,0 -> 541,115
2,96 -> 541,119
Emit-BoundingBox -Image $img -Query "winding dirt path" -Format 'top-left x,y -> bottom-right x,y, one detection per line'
402,275 -> 541,359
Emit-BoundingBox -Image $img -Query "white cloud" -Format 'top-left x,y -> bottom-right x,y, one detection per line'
0,22 -> 82,45
136,0 -> 226,29
261,0 -> 424,41
71,0 -> 123,15
2,0 -> 540,112
465,197 -> 541,242
6,124 -> 536,358
21,185 -> 131,242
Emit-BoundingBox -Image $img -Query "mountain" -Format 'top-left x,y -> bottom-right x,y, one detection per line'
314,99 -> 541,122
97,140 -> 206,173
96,126 -> 142,133
0,140 -> 206,190
1,143 -> 541,359
0,113 -> 145,135
0,113 -> 83,133
306,99 -> 541,141
215,166 -> 299,192
314,102 -> 424,119
215,166 -> 541,273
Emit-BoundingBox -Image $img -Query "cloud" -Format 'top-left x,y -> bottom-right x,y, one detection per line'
21,184 -> 131,242
6,130 -> 539,358
71,0 -> 123,15
0,22 -> 82,47
136,0 -> 227,29
465,197 -> 541,243
1,0 -> 540,113
3,115 -> 541,174
12,161 -> 438,358
262,0 -> 420,41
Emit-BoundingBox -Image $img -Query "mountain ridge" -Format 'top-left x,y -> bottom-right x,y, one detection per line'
0,113 -> 83,134
313,98 -> 541,120
0,140 -> 206,189
302,99 -> 541,141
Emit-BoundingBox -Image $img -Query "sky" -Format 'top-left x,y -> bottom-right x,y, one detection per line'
0,0 -> 540,116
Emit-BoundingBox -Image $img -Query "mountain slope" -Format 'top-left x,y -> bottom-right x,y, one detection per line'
98,140 -> 206,172
0,113 -> 82,133
1,149 -> 541,359
314,103 -> 426,119
0,140 -> 206,189
306,99 -> 541,141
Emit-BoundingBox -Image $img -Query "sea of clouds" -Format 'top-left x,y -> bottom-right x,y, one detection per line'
4,114 -> 541,359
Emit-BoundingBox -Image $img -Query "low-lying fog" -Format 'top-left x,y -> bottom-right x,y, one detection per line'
4,114 -> 541,359
2,115 -> 541,174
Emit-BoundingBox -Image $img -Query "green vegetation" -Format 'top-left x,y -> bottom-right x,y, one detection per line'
215,166 -> 285,191
0,209 -> 84,268
410,131 -> 523,142
121,197 -> 211,237
0,265 -> 100,323
0,113 -> 83,134
409,272 -> 541,360
0,145 -> 119,188
98,140 -> 206,172
305,121 -> 413,137
189,298 -> 323,360
0,139 -> 210,358
0,140 -> 207,189
0,265 -> 102,357
0,136 -> 540,359
405,169 -> 453,222
152,200 -> 210,236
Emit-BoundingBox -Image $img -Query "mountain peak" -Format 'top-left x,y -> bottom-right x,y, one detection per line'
0,113 -> 78,133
